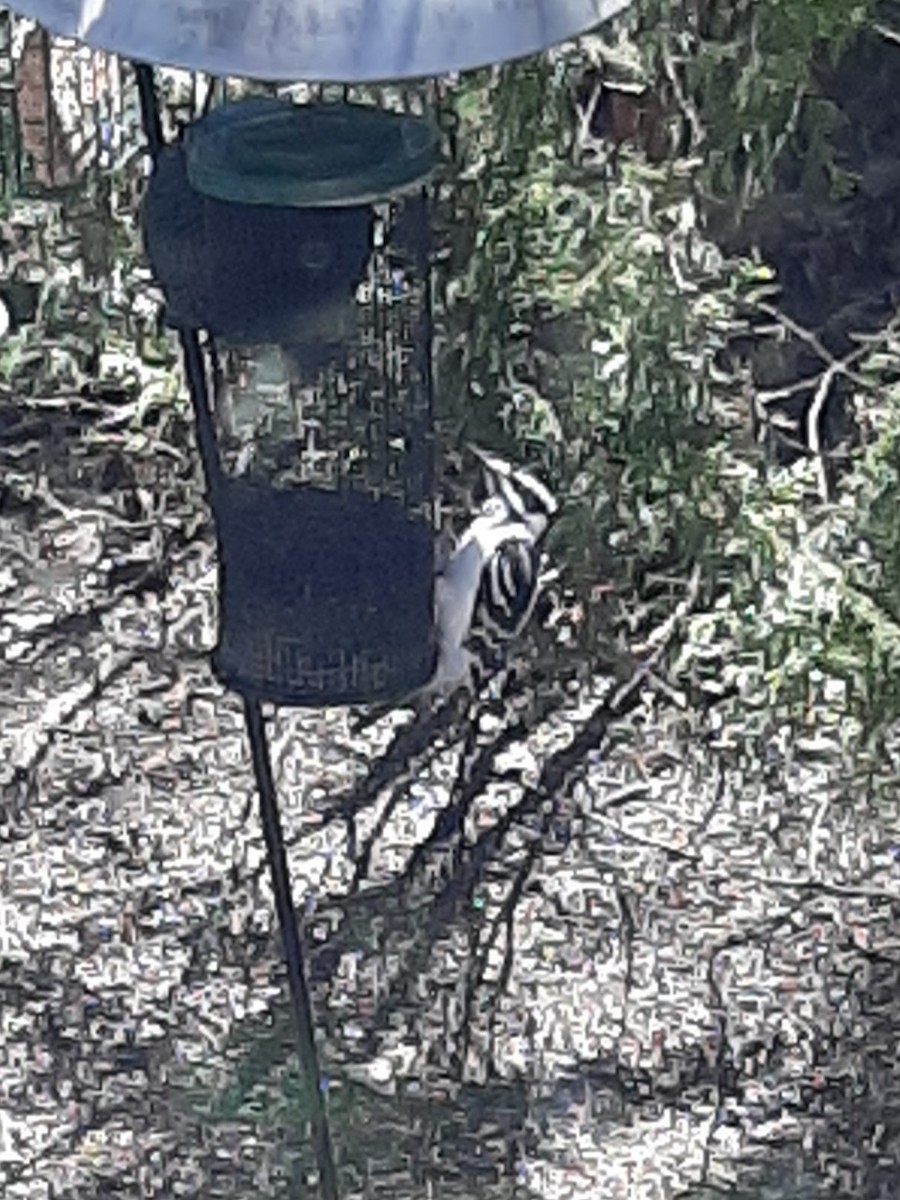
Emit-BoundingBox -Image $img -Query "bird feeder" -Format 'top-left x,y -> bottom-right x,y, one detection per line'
142,96 -> 439,706
3,4 -> 634,1199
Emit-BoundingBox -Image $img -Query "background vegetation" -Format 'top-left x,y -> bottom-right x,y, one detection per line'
435,0 -> 900,799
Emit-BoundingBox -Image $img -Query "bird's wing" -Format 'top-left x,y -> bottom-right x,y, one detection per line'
472,533 -> 542,643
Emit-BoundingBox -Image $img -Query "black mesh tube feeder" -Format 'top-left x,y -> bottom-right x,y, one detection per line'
4,3 -> 634,1198
140,97 -> 440,707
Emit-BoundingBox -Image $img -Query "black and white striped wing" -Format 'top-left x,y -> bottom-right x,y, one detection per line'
477,535 -> 540,638
466,534 -> 543,673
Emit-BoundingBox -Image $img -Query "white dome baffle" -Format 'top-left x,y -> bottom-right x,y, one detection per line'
7,0 -> 633,81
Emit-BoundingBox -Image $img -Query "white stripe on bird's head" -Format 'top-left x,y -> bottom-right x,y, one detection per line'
467,443 -> 558,532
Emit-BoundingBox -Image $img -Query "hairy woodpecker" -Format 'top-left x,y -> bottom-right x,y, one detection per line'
429,444 -> 558,696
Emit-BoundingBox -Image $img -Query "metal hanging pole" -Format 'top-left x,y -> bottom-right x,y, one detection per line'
136,62 -> 339,1199
134,62 -> 162,158
244,698 -> 339,1200
135,62 -> 223,510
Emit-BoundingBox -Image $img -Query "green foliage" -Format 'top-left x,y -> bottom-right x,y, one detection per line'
637,0 -> 879,203
437,11 -> 900,779
440,69 -> 758,601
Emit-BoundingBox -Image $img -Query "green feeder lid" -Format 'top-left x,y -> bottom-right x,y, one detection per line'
185,98 -> 439,208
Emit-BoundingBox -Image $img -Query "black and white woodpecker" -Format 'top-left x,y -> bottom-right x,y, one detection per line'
351,446 -> 558,728
428,443 -> 558,696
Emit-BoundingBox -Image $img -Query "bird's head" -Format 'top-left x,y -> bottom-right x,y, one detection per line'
468,443 -> 558,539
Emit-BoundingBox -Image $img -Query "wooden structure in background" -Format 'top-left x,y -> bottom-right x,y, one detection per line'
0,7 -> 139,197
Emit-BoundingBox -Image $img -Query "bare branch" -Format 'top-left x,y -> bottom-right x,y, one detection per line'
806,360 -> 840,501
659,40 -> 704,150
873,21 -> 900,47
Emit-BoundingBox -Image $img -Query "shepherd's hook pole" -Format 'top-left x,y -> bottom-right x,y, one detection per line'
244,697 -> 339,1200
136,64 -> 337,1196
